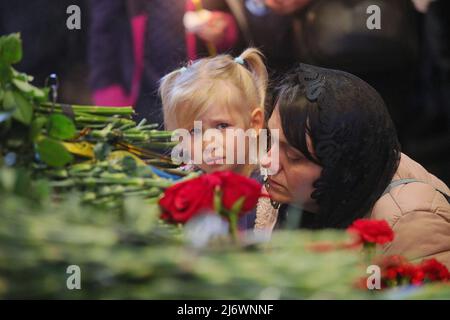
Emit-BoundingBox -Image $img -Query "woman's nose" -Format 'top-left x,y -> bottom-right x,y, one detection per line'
260,148 -> 272,168
260,148 -> 281,176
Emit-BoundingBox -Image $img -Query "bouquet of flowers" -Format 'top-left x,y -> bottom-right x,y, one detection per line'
159,171 -> 265,241
1,33 -> 184,210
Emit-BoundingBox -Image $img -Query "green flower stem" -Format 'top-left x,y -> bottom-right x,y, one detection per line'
226,197 -> 245,244
118,123 -> 136,131
86,130 -> 173,144
40,102 -> 134,116
51,177 -> 173,189
36,108 -> 135,125
76,117 -> 134,126
138,142 -> 178,149
135,124 -> 160,130
159,168 -> 190,176
228,211 -> 239,243
363,242 -> 376,265
213,187 -> 222,214
80,186 -> 162,202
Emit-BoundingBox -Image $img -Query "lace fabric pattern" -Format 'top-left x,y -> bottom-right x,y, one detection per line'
275,63 -> 401,228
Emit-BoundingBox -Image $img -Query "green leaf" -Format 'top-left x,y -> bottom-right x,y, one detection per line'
12,78 -> 47,100
30,116 -> 48,141
0,63 -> 12,83
13,168 -> 33,197
12,67 -> 33,82
34,87 -> 49,102
11,91 -> 33,125
36,137 -> 73,167
2,89 -> 15,110
47,114 -> 76,140
12,78 -> 34,94
1,89 -> 33,124
0,33 -> 22,65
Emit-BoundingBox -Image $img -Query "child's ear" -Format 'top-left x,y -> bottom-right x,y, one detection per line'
250,107 -> 264,131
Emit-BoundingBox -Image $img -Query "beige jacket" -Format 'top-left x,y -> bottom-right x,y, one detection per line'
370,153 -> 450,267
255,153 -> 450,268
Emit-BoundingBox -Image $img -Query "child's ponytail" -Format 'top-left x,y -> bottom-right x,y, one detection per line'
237,48 -> 268,108
158,48 -> 269,131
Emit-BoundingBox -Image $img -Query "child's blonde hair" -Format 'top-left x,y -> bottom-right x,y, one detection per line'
159,48 -> 268,130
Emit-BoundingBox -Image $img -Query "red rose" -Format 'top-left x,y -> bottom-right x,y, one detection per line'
347,219 -> 394,245
362,255 -> 450,290
377,255 -> 424,287
159,174 -> 221,224
419,258 -> 450,282
159,171 -> 264,225
211,171 -> 263,216
383,264 -> 423,287
378,255 -> 410,273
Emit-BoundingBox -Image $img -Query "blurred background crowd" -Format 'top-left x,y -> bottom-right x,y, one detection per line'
0,0 -> 448,183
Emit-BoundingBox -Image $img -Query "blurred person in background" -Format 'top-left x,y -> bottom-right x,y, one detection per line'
407,0 -> 450,183
223,1 -> 449,184
217,1 -> 420,150
88,0 -> 448,182
0,0 -> 90,104
226,0 -> 418,133
218,0 -> 312,76
88,0 -> 239,124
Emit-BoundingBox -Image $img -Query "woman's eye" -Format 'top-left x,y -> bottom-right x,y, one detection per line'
287,153 -> 302,162
216,123 -> 230,130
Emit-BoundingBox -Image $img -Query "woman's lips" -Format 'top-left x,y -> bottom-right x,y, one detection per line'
268,178 -> 285,190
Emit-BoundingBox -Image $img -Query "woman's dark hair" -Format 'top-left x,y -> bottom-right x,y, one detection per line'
270,64 -> 401,228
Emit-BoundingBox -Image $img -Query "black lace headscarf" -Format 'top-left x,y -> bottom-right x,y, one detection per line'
270,64 -> 401,229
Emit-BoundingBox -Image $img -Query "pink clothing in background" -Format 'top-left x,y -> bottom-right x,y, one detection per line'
92,0 -> 238,107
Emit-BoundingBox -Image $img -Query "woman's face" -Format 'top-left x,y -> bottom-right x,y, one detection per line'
262,105 -> 322,212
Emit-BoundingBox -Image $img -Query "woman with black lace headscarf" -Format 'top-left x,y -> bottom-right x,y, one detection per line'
256,63 -> 450,268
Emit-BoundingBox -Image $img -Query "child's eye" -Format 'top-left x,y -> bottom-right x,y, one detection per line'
216,123 -> 230,130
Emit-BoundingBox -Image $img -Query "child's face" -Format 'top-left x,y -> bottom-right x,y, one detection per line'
186,104 -> 263,175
